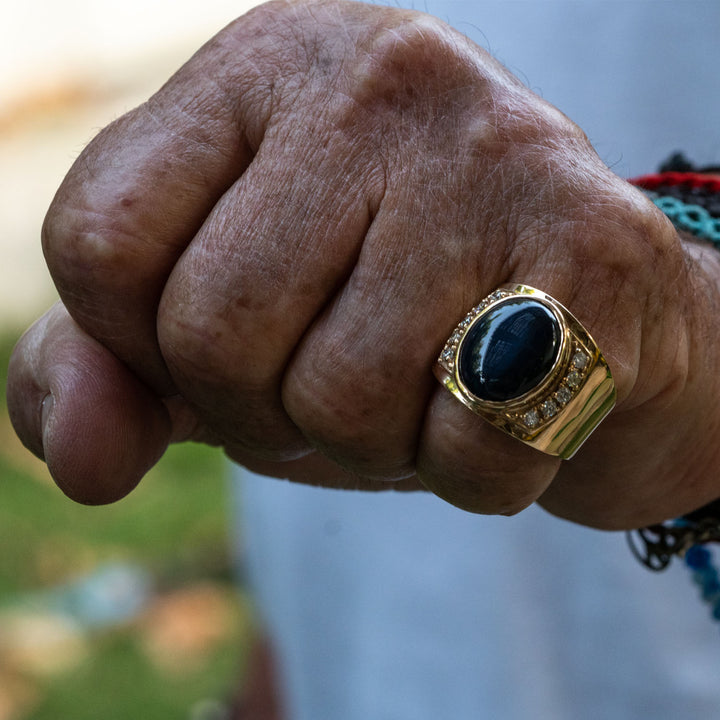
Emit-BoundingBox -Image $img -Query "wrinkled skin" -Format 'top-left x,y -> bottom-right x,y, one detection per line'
7,0 -> 720,529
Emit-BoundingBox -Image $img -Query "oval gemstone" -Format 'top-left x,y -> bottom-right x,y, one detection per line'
458,298 -> 560,402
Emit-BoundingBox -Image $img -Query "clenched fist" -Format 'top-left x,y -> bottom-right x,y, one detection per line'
8,0 -> 720,529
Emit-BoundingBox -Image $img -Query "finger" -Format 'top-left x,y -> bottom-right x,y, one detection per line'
417,392 -> 559,515
157,72 -> 386,462
7,303 -> 171,504
417,174 -> 685,516
280,147 -> 505,480
538,234 -> 720,529
39,7 -> 272,392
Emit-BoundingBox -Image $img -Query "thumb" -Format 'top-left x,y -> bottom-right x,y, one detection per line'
7,303 -> 171,504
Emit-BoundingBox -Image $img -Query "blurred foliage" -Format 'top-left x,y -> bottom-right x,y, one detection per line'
0,329 -> 253,719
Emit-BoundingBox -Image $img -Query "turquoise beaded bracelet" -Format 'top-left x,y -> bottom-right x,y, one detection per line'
649,194 -> 720,246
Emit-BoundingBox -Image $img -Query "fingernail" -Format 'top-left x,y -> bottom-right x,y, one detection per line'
41,392 -> 54,451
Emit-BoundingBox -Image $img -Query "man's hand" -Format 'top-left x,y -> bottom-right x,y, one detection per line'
7,0 -> 720,528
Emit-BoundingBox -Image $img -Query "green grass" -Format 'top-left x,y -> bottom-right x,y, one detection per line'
0,441 -> 232,593
28,627 -> 247,720
0,329 -> 253,719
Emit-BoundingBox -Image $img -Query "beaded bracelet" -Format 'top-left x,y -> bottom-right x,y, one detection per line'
627,507 -> 720,624
631,170 -> 720,246
627,156 -> 720,624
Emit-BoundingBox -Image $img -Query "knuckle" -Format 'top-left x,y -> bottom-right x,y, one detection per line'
40,122 -> 164,311
42,201 -> 138,298
576,189 -> 680,297
356,17 -> 474,106
158,294 -> 318,463
283,334 -> 417,480
158,290 -> 238,391
157,283 -> 295,432
489,88 -> 587,152
342,6 -> 591,196
345,11 -> 496,146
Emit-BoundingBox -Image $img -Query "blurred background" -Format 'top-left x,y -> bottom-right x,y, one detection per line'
1,2 -> 263,717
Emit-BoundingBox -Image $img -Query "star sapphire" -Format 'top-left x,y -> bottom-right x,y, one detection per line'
458,298 -> 561,402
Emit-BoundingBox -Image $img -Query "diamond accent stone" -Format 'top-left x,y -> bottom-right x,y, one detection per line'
572,351 -> 590,370
556,385 -> 573,405
541,399 -> 559,418
523,409 -> 541,428
566,370 -> 581,388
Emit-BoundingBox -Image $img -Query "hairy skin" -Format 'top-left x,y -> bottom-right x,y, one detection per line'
7,0 -> 720,528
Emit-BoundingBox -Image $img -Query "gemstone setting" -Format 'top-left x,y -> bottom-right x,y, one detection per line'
434,284 -> 616,458
457,298 -> 561,402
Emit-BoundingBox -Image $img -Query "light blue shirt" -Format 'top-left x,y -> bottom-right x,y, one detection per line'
235,3 -> 720,718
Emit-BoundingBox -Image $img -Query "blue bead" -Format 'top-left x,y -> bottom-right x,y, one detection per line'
691,567 -> 717,591
458,298 -> 561,402
702,578 -> 720,601
685,545 -> 712,569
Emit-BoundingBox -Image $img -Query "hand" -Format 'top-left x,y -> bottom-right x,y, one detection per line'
8,0 -> 720,528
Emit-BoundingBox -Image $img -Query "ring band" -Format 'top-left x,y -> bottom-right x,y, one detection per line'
433,284 -> 616,459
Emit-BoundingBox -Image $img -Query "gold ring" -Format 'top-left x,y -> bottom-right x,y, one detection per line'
434,284 -> 616,459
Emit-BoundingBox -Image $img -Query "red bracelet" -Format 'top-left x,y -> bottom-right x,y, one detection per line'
630,171 -> 720,194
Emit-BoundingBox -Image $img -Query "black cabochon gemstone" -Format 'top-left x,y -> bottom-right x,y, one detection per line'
458,298 -> 561,402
